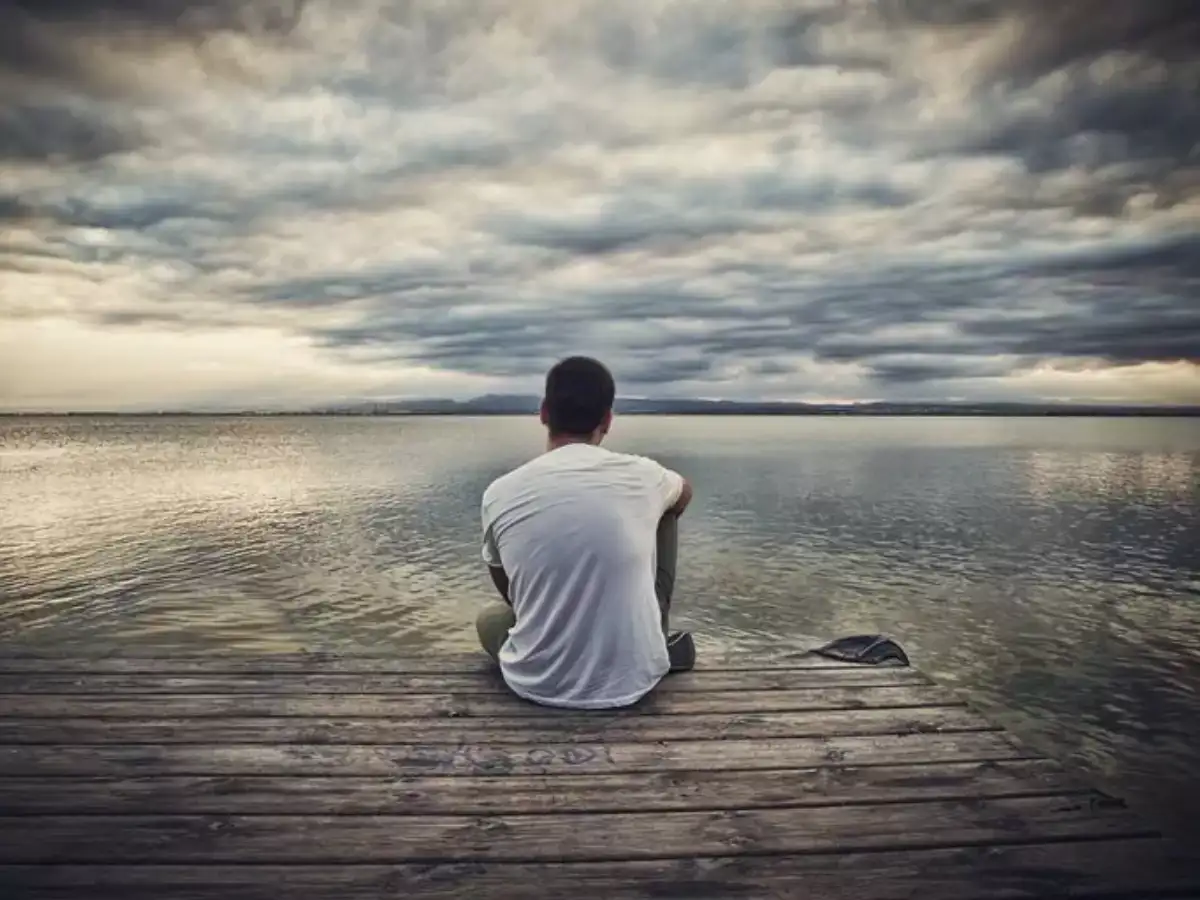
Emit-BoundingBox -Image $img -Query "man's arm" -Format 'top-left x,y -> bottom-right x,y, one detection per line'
488,563 -> 511,605
481,520 -> 512,605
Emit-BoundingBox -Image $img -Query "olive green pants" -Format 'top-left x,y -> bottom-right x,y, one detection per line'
476,512 -> 679,661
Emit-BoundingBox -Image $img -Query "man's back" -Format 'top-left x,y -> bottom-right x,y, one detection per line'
480,442 -> 684,708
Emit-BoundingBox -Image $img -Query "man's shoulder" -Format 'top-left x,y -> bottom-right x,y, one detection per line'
481,467 -> 518,508
598,448 -> 671,476
481,455 -> 545,507
483,446 -> 668,504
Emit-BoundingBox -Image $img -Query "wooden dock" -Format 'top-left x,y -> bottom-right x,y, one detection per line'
0,649 -> 1197,899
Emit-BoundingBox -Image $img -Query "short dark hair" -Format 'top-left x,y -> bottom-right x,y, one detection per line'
543,356 -> 615,436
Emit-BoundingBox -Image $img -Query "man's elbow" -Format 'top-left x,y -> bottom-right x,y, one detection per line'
669,478 -> 693,516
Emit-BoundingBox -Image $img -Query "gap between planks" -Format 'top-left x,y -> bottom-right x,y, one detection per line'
0,649 -> 868,675
0,759 -> 1100,816
0,793 -> 1163,865
0,706 -> 996,745
0,684 -> 958,718
0,666 -> 929,695
0,731 -> 1038,777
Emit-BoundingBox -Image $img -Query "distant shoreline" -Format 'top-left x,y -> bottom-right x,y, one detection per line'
6,392 -> 1200,418
4,407 -> 1199,418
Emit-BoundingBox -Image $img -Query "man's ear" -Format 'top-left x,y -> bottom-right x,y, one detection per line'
539,399 -> 549,426
599,408 -> 613,438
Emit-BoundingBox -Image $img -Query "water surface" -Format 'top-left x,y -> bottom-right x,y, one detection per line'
2,415 -> 1198,839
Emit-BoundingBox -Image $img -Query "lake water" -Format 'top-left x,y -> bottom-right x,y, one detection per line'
1,415 -> 1198,839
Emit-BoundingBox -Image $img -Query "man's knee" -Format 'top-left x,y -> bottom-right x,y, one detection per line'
476,602 -> 515,661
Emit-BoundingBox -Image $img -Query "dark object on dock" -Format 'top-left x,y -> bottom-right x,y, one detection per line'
810,634 -> 910,666
0,648 -> 1196,899
666,629 -> 696,672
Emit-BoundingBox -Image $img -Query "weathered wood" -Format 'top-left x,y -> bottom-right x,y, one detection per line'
0,795 -> 1157,864
0,652 -> 1187,899
6,839 -> 1197,900
0,666 -> 927,695
0,648 -> 856,674
0,684 -> 956,718
0,706 -> 992,745
0,731 -> 1032,777
0,760 -> 1090,816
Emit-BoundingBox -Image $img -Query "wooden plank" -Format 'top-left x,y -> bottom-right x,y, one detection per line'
0,795 -> 1156,864
0,666 -> 927,695
0,648 -> 858,674
0,732 -> 1032,777
0,706 -> 992,745
0,684 -> 956,718
0,760 -> 1090,816
5,839 -> 1197,900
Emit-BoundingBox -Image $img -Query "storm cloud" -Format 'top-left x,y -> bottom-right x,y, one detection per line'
1,0 -> 1198,410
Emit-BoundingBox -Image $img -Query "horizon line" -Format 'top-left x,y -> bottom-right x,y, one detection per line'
4,397 -> 1199,417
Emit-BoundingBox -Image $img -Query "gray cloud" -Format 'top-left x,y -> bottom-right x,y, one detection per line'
0,193 -> 30,220
898,0 -> 1200,77
0,0 -> 306,161
0,101 -> 136,163
0,0 -> 307,77
491,170 -> 916,257
1,0 -> 1198,408
910,0 -> 1200,220
864,358 -> 1008,385
263,230 -> 1197,390
963,242 -> 1200,368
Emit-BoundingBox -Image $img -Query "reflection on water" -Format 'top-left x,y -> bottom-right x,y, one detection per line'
1,415 -> 1199,838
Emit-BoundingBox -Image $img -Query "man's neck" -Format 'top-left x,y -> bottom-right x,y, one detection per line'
546,433 -> 598,452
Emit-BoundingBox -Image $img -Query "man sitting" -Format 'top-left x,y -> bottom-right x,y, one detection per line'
475,356 -> 696,709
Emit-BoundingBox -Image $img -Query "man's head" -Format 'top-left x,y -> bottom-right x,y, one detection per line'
540,356 -> 615,443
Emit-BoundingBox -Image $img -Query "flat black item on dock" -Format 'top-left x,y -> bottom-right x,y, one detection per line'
0,650 -> 1196,899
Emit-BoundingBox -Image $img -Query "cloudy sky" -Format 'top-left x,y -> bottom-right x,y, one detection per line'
1,0 -> 1198,411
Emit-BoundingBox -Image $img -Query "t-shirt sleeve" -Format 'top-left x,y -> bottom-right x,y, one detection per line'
643,455 -> 686,513
480,489 -> 503,568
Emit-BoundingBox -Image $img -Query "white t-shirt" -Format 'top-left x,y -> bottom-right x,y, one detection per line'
480,442 -> 686,709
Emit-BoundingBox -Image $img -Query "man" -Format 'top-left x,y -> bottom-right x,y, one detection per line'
475,356 -> 696,709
